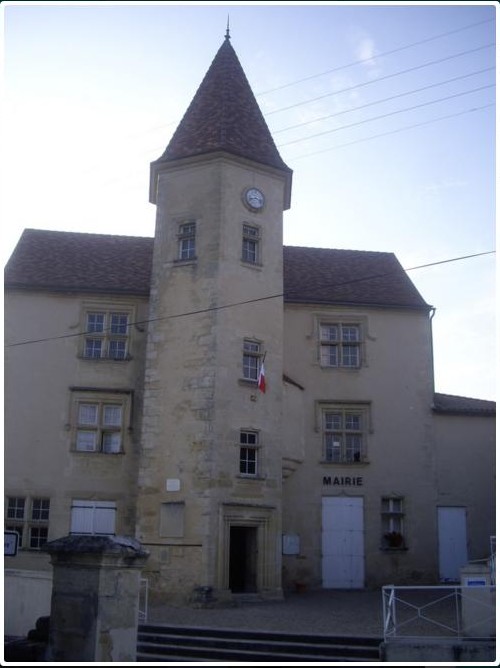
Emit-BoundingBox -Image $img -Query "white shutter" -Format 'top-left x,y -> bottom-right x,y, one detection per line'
70,500 -> 116,535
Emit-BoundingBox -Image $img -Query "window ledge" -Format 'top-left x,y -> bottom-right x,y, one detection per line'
380,546 -> 409,552
238,378 -> 259,389
72,450 -> 125,456
173,258 -> 197,266
79,356 -> 131,363
237,474 -> 265,481
240,260 -> 263,270
320,460 -> 370,466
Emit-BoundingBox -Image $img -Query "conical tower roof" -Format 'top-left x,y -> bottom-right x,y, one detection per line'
154,35 -> 292,176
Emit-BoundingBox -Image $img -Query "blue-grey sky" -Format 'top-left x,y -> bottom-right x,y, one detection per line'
2,1 -> 496,400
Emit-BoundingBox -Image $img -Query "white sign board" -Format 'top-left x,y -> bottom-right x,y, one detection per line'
4,531 -> 19,556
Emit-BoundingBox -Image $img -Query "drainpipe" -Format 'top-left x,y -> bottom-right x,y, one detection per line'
429,307 -> 436,402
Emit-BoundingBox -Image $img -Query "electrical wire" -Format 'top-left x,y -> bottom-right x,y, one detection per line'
290,102 -> 494,160
265,43 -> 494,117
272,66 -> 495,135
5,250 -> 495,349
256,17 -> 494,96
277,83 -> 495,148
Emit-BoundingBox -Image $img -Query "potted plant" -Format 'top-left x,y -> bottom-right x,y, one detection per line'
384,531 -> 404,548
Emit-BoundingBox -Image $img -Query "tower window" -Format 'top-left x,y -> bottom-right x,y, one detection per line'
242,339 -> 262,382
242,224 -> 260,264
178,222 -> 196,261
239,430 -> 259,476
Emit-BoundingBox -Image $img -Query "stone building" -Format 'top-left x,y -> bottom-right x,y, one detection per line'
4,34 -> 495,610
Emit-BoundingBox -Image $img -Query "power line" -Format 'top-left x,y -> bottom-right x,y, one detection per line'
290,103 -> 494,160
277,83 -> 495,148
256,17 -> 494,96
265,43 -> 494,117
5,250 -> 495,349
273,66 -> 495,135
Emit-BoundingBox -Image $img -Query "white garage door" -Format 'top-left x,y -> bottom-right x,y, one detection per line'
322,496 -> 364,589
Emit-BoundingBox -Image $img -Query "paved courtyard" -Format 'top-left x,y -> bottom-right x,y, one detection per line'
147,589 -> 384,638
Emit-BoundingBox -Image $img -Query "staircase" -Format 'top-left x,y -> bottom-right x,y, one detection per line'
137,624 -> 382,662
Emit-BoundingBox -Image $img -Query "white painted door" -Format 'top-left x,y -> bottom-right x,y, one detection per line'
438,506 -> 468,582
322,496 -> 364,588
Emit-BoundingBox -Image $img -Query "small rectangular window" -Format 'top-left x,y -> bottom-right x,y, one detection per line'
178,222 -> 196,261
239,431 -> 259,476
382,497 -> 405,548
5,496 -> 50,550
29,526 -> 48,549
7,497 -> 25,520
242,224 -> 260,264
243,340 -> 262,381
31,498 -> 50,522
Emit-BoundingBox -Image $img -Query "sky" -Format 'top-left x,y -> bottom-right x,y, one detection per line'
1,1 -> 496,401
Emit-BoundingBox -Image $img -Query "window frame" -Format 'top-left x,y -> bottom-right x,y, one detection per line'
177,221 -> 197,262
319,321 -> 364,369
70,389 -> 132,456
238,430 -> 260,477
381,497 -> 406,549
241,223 -> 261,265
316,401 -> 371,465
5,496 -> 50,550
82,307 -> 132,361
242,339 -> 263,383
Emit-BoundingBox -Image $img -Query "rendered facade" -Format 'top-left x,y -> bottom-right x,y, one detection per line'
4,35 -> 495,606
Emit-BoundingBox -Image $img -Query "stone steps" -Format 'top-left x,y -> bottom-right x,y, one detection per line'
137,624 -> 382,662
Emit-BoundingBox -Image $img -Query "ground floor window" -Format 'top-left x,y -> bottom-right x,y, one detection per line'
381,497 -> 405,548
5,496 -> 50,550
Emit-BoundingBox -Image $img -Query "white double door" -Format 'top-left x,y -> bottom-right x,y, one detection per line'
322,496 -> 364,589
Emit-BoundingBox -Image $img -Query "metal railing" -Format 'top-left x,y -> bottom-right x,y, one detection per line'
382,585 -> 496,641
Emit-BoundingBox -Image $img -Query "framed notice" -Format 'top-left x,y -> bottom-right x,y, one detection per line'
4,531 -> 19,556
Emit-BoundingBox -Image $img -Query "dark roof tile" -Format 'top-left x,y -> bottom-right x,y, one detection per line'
5,230 -> 429,310
433,393 -> 496,416
284,246 -> 430,309
154,38 -> 291,175
4,229 -> 153,296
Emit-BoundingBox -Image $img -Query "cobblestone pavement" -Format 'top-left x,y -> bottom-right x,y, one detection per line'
147,589 -> 384,638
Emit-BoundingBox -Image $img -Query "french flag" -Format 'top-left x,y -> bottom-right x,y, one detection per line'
258,360 -> 266,393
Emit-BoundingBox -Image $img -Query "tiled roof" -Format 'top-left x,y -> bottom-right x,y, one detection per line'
4,229 -> 153,296
154,37 -> 292,175
284,246 -> 429,309
5,229 -> 429,310
433,393 -> 496,416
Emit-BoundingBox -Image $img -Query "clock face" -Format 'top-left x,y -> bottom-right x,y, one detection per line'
245,188 -> 265,210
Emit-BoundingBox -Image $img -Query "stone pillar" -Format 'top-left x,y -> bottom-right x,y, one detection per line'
43,535 -> 149,662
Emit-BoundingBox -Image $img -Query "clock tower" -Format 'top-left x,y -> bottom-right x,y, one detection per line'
137,32 -> 292,603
